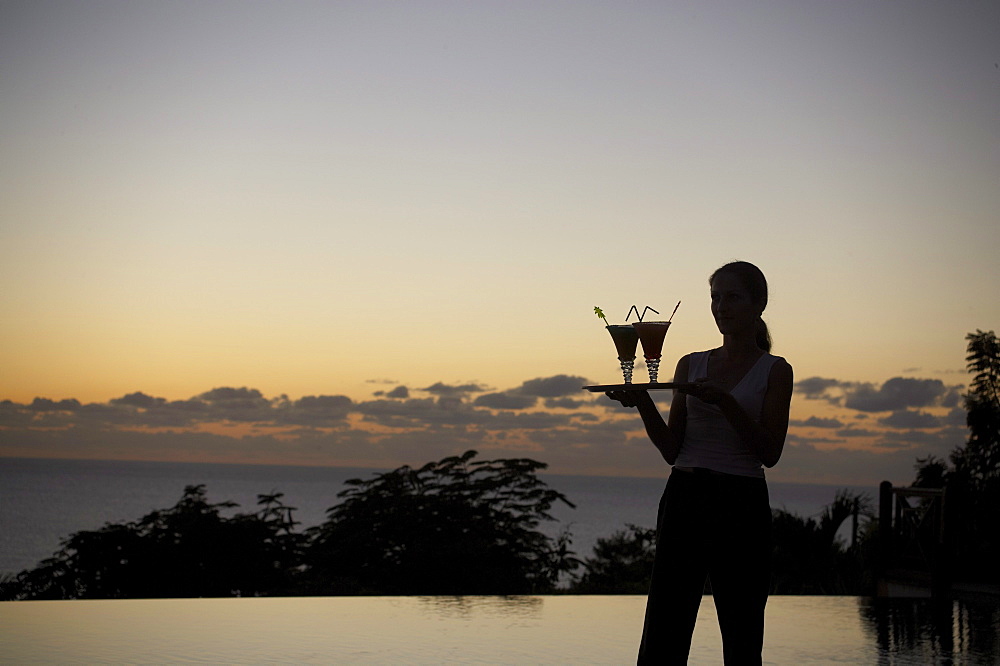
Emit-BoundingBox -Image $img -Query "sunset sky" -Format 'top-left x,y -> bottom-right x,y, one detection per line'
2,0 -> 998,486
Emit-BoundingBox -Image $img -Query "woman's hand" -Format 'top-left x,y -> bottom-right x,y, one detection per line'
685,377 -> 732,407
604,355 -> 691,465
605,390 -> 652,408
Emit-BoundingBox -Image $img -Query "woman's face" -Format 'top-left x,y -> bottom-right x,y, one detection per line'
710,272 -> 763,336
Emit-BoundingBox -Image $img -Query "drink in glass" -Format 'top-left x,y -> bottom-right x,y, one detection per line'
606,324 -> 639,384
632,321 -> 671,382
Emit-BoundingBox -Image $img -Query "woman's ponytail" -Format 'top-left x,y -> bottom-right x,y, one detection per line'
756,315 -> 772,353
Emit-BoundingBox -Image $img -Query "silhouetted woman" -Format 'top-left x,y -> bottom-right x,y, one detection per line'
607,261 -> 794,665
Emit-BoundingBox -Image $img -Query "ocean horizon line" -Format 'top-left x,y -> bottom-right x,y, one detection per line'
0,454 -> 880,490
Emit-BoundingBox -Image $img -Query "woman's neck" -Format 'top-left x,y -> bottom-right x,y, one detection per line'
719,334 -> 762,359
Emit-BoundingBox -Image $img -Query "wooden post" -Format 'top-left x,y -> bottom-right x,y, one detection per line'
932,486 -> 949,598
877,480 -> 893,596
851,500 -> 859,550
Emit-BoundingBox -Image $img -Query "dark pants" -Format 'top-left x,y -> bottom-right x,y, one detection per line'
637,467 -> 772,665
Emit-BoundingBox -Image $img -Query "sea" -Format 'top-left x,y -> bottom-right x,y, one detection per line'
0,457 -> 874,576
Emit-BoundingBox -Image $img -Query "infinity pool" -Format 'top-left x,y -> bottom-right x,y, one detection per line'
2,595 -> 997,664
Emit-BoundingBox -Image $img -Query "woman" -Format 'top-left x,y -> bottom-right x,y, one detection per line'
607,261 -> 794,665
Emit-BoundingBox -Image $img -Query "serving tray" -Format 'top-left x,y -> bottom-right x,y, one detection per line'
583,383 -> 698,392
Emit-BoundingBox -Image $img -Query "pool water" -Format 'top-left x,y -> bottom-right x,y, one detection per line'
1,595 -> 996,664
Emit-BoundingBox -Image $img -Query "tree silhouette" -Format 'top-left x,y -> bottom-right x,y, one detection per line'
2,485 -> 302,600
952,330 -> 1000,491
770,490 -> 874,594
1,453 -> 578,600
301,450 -> 579,595
570,524 -> 656,594
912,329 -> 1000,583
569,492 -> 874,595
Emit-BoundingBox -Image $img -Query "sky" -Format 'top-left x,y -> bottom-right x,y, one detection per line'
2,0 -> 998,486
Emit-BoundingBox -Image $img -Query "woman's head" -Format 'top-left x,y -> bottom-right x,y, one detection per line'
709,261 -> 772,351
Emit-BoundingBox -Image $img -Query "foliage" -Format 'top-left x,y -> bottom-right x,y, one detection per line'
301,450 -> 579,595
569,524 -> 656,594
770,490 -> 875,594
952,330 -> 1000,490
912,454 -> 949,489
567,492 -> 874,596
0,485 -> 302,600
911,329 -> 1000,582
2,452 -> 579,600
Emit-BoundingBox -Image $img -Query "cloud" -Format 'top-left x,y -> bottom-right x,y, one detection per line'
877,427 -> 966,451
196,387 -> 272,422
144,399 -> 211,426
792,416 -> 844,428
843,377 -> 952,412
355,397 -> 478,428
0,400 -> 50,427
419,382 -> 489,396
794,377 -> 845,401
836,428 -> 881,438
476,410 -> 579,431
0,388 -> 358,430
293,395 -> 351,411
278,395 -> 354,426
513,375 -> 590,397
110,392 -> 166,409
28,398 -> 83,412
939,387 -> 963,409
944,407 -> 966,426
878,409 -> 943,430
794,376 -> 965,416
0,372 -> 972,485
473,392 -> 537,410
545,397 -> 593,410
199,387 -> 267,404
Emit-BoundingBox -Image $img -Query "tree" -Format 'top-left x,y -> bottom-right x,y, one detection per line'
912,454 -> 949,489
770,490 -> 873,594
911,330 -> 1000,583
1,452 -> 579,600
569,524 -> 656,594
951,330 -> 1000,490
569,491 -> 874,595
1,485 -> 303,600
302,450 -> 579,595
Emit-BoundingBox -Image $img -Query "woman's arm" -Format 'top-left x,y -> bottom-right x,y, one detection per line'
689,358 -> 794,467
606,355 -> 690,465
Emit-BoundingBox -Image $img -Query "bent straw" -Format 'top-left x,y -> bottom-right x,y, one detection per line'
639,306 -> 659,322
667,301 -> 681,323
626,305 -> 640,322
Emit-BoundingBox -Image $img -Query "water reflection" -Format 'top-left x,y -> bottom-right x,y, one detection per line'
415,594 -> 544,619
858,597 -> 1000,665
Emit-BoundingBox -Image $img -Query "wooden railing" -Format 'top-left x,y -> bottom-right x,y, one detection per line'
877,481 -> 949,597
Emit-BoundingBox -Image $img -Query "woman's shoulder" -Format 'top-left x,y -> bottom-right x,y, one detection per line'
765,354 -> 794,387
765,353 -> 792,370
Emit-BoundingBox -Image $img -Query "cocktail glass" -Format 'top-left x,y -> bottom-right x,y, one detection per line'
632,321 -> 671,383
605,325 -> 639,384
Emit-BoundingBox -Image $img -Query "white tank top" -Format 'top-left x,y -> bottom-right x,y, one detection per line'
673,350 -> 782,478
